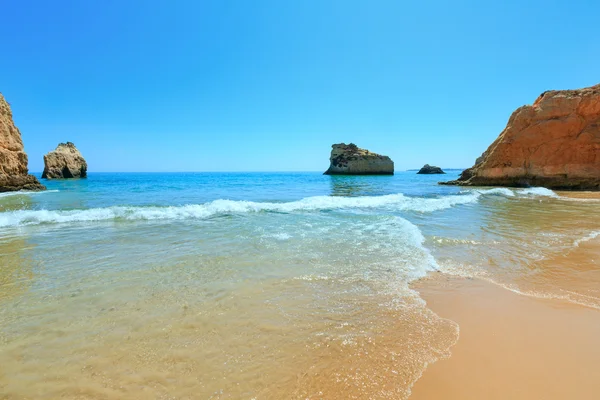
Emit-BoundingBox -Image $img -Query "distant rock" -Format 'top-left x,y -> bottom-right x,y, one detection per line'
42,142 -> 88,179
442,84 -> 600,190
324,143 -> 394,175
0,93 -> 45,192
417,164 -> 445,174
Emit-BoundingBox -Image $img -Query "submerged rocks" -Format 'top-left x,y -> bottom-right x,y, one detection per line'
324,143 -> 394,175
443,84 -> 600,190
42,142 -> 87,179
0,93 -> 45,192
417,164 -> 445,174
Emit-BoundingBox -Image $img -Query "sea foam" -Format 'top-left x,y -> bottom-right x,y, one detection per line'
0,192 -> 480,228
470,187 -> 560,198
517,187 -> 559,198
0,189 -> 60,198
0,186 -> 568,228
573,230 -> 600,247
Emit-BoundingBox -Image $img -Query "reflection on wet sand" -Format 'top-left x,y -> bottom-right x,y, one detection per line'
431,193 -> 600,309
411,272 -> 600,400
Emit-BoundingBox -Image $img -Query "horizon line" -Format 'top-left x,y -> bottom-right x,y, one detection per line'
30,169 -> 466,174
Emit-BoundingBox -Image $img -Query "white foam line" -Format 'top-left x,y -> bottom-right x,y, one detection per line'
574,231 -> 600,247
559,197 -> 600,203
432,266 -> 600,311
0,192 -> 481,228
465,187 -> 561,199
517,187 -> 559,198
0,189 -> 59,198
491,281 -> 600,311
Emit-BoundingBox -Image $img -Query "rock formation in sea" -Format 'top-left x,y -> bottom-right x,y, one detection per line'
0,93 -> 46,192
417,164 -> 445,174
42,142 -> 88,179
323,143 -> 394,175
442,84 -> 600,190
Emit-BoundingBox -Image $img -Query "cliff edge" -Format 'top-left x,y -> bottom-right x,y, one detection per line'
0,94 -> 45,192
442,84 -> 600,190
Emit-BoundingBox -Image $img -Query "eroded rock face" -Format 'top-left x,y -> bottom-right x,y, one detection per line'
443,84 -> 600,190
42,142 -> 87,179
0,94 -> 45,192
417,164 -> 445,174
324,143 -> 394,175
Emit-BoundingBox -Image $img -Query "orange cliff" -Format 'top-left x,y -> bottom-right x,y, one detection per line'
443,84 -> 600,190
0,93 -> 45,192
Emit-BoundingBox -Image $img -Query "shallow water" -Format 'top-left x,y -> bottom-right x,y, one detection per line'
1,172 -> 599,399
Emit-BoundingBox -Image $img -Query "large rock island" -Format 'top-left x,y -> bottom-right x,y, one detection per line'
0,94 -> 45,192
42,142 -> 88,179
443,84 -> 600,190
324,143 -> 394,175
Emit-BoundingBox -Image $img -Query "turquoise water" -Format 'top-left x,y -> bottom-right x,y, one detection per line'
1,171 -> 599,399
4,171 -> 464,210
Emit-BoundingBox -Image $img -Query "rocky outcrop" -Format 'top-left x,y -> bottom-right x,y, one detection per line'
324,143 -> 394,175
443,84 -> 600,190
417,164 -> 445,174
42,142 -> 87,179
0,94 -> 45,192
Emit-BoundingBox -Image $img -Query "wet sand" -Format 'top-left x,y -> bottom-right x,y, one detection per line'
410,248 -> 600,399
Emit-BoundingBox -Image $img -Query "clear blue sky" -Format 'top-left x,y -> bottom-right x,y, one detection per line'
1,0 -> 598,172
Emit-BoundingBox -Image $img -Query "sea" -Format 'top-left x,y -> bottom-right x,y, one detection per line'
1,171 -> 599,399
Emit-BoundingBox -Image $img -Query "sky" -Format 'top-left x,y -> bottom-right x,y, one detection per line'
1,0 -> 599,172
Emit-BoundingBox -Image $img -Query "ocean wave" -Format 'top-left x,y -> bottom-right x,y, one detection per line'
287,216 -> 439,282
0,190 -> 60,198
573,230 -> 600,247
471,187 -> 516,197
517,187 -> 559,198
468,187 -> 560,198
0,193 -> 481,227
392,216 -> 440,279
0,185 -> 574,228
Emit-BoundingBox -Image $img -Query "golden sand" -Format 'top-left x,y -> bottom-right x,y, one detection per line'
410,237 -> 600,399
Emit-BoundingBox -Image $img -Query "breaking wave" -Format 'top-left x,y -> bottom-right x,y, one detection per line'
0,189 -> 60,198
469,187 -> 560,198
0,187 -> 572,228
471,187 -> 516,197
517,187 -> 560,198
0,192 -> 481,228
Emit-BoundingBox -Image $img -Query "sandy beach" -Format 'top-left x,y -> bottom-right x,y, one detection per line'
2,183 -> 599,399
410,235 -> 600,400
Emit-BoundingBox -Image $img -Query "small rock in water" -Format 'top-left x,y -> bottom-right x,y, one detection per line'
417,164 -> 445,174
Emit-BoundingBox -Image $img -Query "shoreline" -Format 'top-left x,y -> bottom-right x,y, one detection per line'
409,252 -> 600,399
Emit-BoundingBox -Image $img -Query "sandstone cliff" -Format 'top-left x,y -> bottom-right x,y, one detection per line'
324,143 -> 394,175
443,84 -> 600,190
42,142 -> 87,179
417,164 -> 445,174
0,94 -> 45,192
